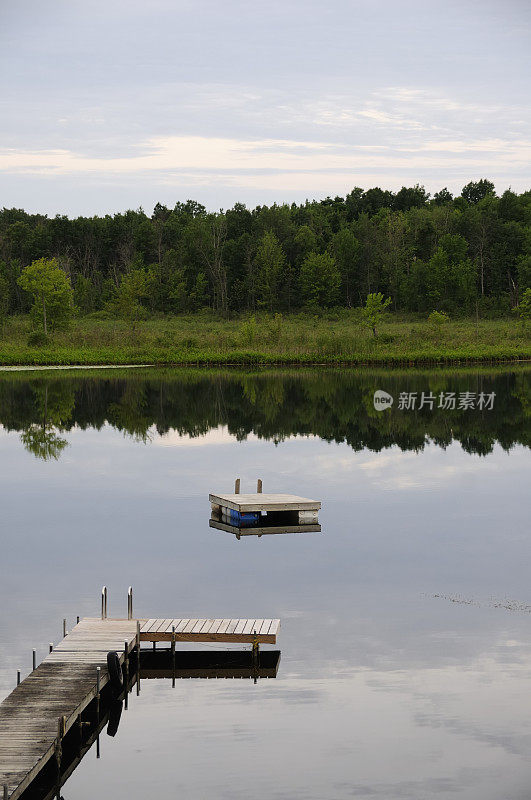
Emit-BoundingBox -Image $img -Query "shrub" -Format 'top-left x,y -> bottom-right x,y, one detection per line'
428,310 -> 450,325
27,330 -> 50,347
240,315 -> 258,345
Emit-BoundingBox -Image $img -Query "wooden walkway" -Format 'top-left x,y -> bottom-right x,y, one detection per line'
0,615 -> 280,799
0,618 -> 138,800
140,618 -> 280,644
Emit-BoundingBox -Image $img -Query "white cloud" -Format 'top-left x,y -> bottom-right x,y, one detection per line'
1,132 -> 529,186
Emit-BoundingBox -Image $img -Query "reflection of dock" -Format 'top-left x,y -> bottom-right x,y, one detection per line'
0,590 -> 280,800
9,647 -> 279,800
210,519 -> 321,537
140,649 -> 281,680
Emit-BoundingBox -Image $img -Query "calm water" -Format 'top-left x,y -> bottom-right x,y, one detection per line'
0,367 -> 530,800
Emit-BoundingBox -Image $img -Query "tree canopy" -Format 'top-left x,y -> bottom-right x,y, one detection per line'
17,257 -> 74,334
1,181 -> 530,319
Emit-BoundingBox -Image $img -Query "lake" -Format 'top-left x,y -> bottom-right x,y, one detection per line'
0,366 -> 530,800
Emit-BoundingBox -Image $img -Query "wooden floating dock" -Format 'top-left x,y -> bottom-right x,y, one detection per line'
210,492 -> 320,513
210,490 -> 321,526
0,614 -> 280,799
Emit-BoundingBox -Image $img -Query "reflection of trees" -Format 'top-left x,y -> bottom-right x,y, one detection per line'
20,382 -> 75,460
21,426 -> 69,460
107,383 -> 152,443
0,368 -> 528,458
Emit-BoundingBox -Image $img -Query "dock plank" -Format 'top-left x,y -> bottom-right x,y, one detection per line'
0,618 -> 138,800
209,492 -> 321,512
0,612 -> 280,798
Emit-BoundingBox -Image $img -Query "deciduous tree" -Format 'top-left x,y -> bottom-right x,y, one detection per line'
17,257 -> 74,334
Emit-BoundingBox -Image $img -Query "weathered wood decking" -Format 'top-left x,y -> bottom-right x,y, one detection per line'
209,492 -> 320,513
0,618 -> 138,800
0,615 -> 280,799
140,618 -> 280,644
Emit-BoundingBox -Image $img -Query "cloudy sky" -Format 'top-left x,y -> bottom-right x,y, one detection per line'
1,0 -> 530,216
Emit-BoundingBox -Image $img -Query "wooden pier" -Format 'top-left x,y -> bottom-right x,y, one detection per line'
0,618 -> 138,800
0,611 -> 280,799
140,618 -> 280,644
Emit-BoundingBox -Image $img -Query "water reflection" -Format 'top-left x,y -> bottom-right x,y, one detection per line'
1,366 -> 530,800
0,366 -> 528,460
18,384 -> 74,460
19,648 -> 279,800
210,518 -> 321,537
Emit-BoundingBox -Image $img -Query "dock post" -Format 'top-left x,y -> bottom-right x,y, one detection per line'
77,615 -> 80,624
32,649 -> 36,671
171,625 -> 176,688
252,630 -> 259,683
55,715 -> 65,776
16,670 -> 20,686
123,641 -> 129,710
77,714 -> 83,757
49,643 -> 53,653
257,478 -> 262,493
96,667 -> 101,759
3,783 -> 8,800
101,586 -> 108,620
127,586 -> 133,620
235,477 -> 240,494
136,620 -> 140,696
96,666 -> 101,720
63,618 -> 67,638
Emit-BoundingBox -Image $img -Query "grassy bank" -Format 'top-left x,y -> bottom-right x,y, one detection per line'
0,312 -> 529,367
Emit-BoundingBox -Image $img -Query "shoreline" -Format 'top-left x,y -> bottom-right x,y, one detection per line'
0,353 -> 529,370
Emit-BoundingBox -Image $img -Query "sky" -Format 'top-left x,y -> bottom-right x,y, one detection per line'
0,0 -> 530,216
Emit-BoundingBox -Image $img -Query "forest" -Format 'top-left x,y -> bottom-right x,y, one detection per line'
1,179 -> 530,320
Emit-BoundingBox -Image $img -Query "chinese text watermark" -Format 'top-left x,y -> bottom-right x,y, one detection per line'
373,390 -> 495,412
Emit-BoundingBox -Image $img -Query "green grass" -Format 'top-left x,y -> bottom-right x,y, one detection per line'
0,311 -> 529,367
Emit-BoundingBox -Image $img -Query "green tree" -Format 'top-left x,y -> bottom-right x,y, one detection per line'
17,257 -> 74,334
461,179 -> 495,205
426,234 -> 476,310
73,274 -> 96,314
114,269 -> 151,329
189,272 -> 208,310
299,252 -> 340,308
328,227 -> 360,306
254,231 -> 286,311
361,292 -> 391,336
517,287 -> 531,322
0,272 -> 9,334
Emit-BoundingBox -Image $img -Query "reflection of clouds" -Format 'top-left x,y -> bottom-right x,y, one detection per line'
153,425 -> 244,448
66,652 -> 531,800
2,414 -> 530,799
315,443 -> 527,491
337,771 -> 481,798
152,424 -> 317,449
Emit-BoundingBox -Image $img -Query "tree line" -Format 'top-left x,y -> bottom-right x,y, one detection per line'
1,179 -> 530,321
